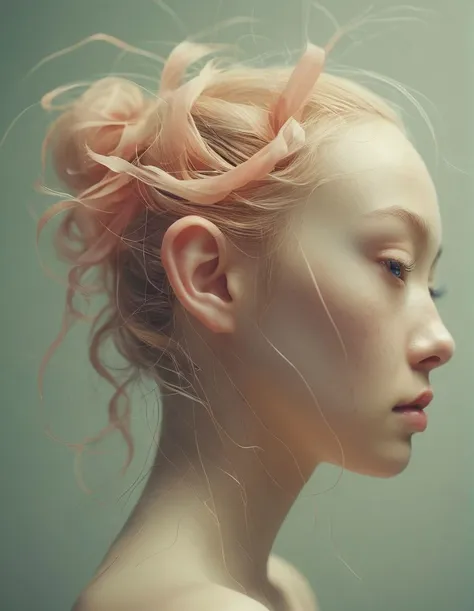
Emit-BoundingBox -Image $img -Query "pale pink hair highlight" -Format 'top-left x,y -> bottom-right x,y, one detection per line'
91,42 -> 325,205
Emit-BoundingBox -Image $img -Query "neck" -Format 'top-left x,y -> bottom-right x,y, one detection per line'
120,369 -> 317,599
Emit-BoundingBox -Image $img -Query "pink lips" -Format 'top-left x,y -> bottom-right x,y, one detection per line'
395,389 -> 434,411
392,390 -> 433,433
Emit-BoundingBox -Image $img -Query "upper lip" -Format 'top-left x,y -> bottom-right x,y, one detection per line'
395,389 -> 434,410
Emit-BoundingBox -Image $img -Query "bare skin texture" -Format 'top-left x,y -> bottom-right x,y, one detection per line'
76,120 -> 454,611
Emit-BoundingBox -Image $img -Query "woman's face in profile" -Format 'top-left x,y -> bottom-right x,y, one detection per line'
238,119 -> 455,479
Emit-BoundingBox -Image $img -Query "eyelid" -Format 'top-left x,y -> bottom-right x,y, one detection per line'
377,248 -> 414,267
362,225 -> 439,267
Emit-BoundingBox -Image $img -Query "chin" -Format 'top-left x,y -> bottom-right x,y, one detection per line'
360,461 -> 410,479
329,442 -> 414,479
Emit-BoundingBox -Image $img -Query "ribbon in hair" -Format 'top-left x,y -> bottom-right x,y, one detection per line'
88,42 -> 326,205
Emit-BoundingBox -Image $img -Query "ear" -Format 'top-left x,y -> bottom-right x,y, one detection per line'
161,215 -> 242,334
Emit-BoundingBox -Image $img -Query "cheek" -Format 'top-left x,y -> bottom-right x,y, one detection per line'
324,287 -> 387,359
302,267 -> 383,346
267,261 -> 401,385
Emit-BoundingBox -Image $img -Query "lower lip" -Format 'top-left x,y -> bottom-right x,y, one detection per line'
392,408 -> 428,432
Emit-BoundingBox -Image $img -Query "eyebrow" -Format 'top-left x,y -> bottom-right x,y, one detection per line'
363,205 -> 443,267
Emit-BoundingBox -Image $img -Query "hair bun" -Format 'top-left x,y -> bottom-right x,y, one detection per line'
46,77 -> 153,193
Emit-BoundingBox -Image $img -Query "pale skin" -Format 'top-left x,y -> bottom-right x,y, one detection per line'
76,119 -> 455,611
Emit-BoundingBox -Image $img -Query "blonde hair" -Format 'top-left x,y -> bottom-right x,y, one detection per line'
37,34 -> 405,473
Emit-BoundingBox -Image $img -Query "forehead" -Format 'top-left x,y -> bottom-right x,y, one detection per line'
310,119 -> 442,241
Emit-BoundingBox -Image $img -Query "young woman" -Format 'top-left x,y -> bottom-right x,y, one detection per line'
38,32 -> 454,611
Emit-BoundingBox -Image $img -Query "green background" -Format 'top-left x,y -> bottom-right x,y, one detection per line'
1,1 -> 472,610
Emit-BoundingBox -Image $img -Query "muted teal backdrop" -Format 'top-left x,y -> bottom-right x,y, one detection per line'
1,1 -> 473,610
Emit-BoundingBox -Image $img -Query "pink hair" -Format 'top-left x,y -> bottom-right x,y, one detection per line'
37,33 -> 404,486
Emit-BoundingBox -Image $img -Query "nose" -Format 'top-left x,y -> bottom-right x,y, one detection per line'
410,317 -> 455,373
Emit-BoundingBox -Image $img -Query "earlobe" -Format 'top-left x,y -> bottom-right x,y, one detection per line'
161,216 -> 238,334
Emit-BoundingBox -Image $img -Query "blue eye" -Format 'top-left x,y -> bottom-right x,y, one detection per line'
382,258 -> 446,300
383,258 -> 415,282
387,259 -> 403,279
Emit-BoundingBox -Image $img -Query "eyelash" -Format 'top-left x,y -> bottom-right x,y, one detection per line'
381,258 -> 446,300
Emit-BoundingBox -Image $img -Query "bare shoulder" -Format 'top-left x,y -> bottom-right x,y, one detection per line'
73,582 -> 270,611
160,583 -> 271,611
268,553 -> 320,611
73,556 -> 317,611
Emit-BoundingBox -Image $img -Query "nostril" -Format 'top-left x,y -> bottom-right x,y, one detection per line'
417,355 -> 442,371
